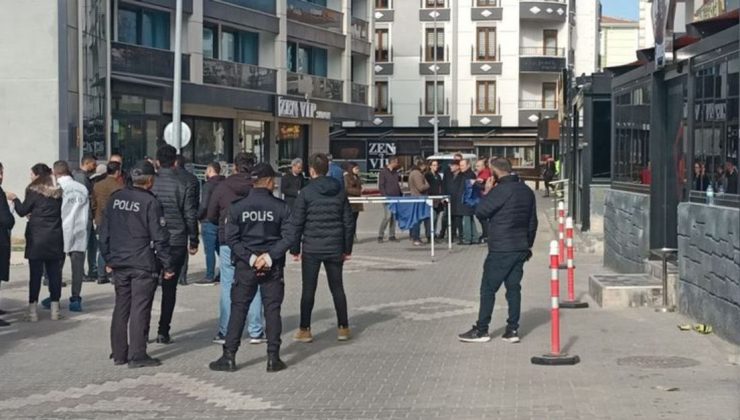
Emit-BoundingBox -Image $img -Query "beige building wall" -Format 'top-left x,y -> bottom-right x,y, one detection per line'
601,23 -> 639,67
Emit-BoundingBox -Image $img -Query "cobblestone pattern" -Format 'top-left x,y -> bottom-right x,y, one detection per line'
677,202 -> 740,345
603,189 -> 651,273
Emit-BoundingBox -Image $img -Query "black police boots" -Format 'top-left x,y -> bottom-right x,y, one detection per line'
209,349 -> 237,372
266,353 -> 286,373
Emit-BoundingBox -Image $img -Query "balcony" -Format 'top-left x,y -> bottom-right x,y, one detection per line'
287,72 -> 343,101
519,47 -> 566,73
418,98 -> 450,127
519,98 -> 558,126
203,58 -> 276,92
470,44 -> 502,75
520,0 -> 567,22
470,98 -> 502,127
351,17 -> 369,41
111,42 -> 190,80
372,99 -> 393,126
419,45 -> 450,75
472,0 -> 502,21
351,83 -> 368,105
218,0 -> 275,14
287,0 -> 343,33
519,99 -> 557,109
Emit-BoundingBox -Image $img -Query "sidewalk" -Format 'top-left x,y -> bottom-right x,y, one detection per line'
0,197 -> 737,420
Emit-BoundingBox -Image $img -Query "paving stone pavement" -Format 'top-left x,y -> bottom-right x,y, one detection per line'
0,197 -> 738,420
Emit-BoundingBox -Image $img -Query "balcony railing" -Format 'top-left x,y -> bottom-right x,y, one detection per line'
520,46 -> 565,57
287,0 -> 343,33
203,58 -> 276,92
351,83 -> 368,104
519,99 -> 558,109
220,0 -> 276,14
351,17 -> 369,41
111,42 -> 190,80
287,72 -> 343,101
471,98 -> 501,115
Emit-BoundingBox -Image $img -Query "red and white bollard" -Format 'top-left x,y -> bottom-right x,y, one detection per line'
560,217 -> 589,309
531,240 -> 580,366
557,201 -> 566,266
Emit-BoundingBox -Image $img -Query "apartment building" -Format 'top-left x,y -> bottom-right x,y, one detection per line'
600,16 -> 639,68
0,0 -> 374,177
331,0 -> 599,175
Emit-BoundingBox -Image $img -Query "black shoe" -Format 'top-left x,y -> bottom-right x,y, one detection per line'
128,355 -> 161,368
212,332 -> 226,345
266,354 -> 286,372
155,334 -> 172,344
209,350 -> 237,372
388,237 -> 399,242
0,318 -> 10,327
178,278 -> 188,286
114,358 -> 128,366
377,237 -> 384,243
501,329 -> 520,343
0,308 -> 7,315
194,278 -> 217,286
458,325 -> 491,343
82,275 -> 96,283
96,277 -> 110,285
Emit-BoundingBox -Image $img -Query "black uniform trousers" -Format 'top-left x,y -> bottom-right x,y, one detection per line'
110,268 -> 158,362
225,260 -> 284,355
158,246 -> 188,336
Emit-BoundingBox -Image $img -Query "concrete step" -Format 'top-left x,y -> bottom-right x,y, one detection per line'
589,273 -> 663,308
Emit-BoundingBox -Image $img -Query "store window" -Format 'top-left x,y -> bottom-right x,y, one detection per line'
117,6 -> 170,49
691,52 -> 739,196
612,83 -> 651,185
476,146 -> 535,168
237,120 -> 267,163
278,123 -> 307,168
180,117 -> 234,165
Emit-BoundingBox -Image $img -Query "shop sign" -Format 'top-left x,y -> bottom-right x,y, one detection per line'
278,97 -> 332,120
367,141 -> 397,171
694,102 -> 727,122
694,0 -> 726,21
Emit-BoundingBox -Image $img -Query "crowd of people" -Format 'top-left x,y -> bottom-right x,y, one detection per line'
0,147 -> 539,371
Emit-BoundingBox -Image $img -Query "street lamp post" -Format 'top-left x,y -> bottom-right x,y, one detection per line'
432,10 -> 439,155
173,0 -> 183,152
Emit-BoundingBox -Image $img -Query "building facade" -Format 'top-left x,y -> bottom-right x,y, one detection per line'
599,16 -> 639,68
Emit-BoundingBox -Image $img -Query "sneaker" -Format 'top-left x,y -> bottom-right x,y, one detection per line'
96,277 -> 110,285
457,325 -> 491,343
155,334 -> 172,344
69,298 -> 82,312
249,334 -> 267,345
501,329 -> 520,343
0,319 -> 10,327
412,241 -> 423,246
293,328 -> 313,343
41,297 -> 52,310
388,237 -> 399,242
128,355 -> 162,369
337,327 -> 351,341
377,237 -> 384,243
194,278 -> 217,286
82,275 -> 96,283
212,333 -> 226,345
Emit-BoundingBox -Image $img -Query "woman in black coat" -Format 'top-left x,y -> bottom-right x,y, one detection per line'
0,162 -> 15,326
8,163 -> 64,321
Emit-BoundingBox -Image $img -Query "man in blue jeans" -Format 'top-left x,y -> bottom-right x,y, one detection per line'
458,158 -> 537,344
206,153 -> 264,344
195,162 -> 224,286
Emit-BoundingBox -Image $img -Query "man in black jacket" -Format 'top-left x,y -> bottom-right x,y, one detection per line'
442,160 -> 463,242
458,158 -> 537,344
209,163 -> 295,373
281,157 -> 306,208
291,153 -> 354,343
377,157 -> 401,242
100,160 -> 174,368
206,153 -> 265,345
175,155 -> 201,286
0,162 -> 15,327
195,162 -> 224,286
151,145 -> 199,344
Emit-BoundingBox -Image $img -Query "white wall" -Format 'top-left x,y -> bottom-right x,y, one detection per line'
519,74 -> 559,102
601,25 -> 639,67
573,0 -> 600,76
0,0 -> 61,239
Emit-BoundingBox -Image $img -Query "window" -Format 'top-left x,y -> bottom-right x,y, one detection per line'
613,81 -> 651,185
375,0 -> 389,8
543,29 -> 558,56
477,0 -> 498,5
203,26 -> 216,59
542,83 -> 557,108
287,42 -> 328,76
425,28 -> 444,61
375,29 -> 389,62
476,27 -> 496,61
425,0 -> 445,7
476,81 -> 496,114
375,81 -> 389,114
220,29 -> 259,65
117,7 -> 170,49
476,146 -> 535,168
425,81 -> 444,115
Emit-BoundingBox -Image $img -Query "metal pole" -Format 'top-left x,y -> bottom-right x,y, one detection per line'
173,0 -> 183,152
447,199 -> 452,249
432,10 -> 439,154
105,0 -> 112,159
430,199 -> 435,261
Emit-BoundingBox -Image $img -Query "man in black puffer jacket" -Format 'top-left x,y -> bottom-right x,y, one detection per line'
458,157 -> 537,345
151,145 -> 199,344
290,153 -> 354,343
175,154 -> 201,286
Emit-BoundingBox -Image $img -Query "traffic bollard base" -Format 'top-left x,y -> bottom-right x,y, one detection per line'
560,300 -> 589,309
531,353 -> 580,366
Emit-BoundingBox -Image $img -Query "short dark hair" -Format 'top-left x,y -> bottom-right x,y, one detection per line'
491,157 -> 512,173
234,152 -> 256,174
308,153 -> 329,176
81,153 -> 96,165
107,161 -> 122,175
207,161 -> 221,174
156,145 -> 177,168
31,163 -> 52,177
53,160 -> 71,176
388,156 -> 399,164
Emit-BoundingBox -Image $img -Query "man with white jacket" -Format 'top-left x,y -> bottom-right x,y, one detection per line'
54,161 -> 90,312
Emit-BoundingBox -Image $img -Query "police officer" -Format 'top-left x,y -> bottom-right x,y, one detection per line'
209,163 -> 295,373
99,160 -> 175,368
